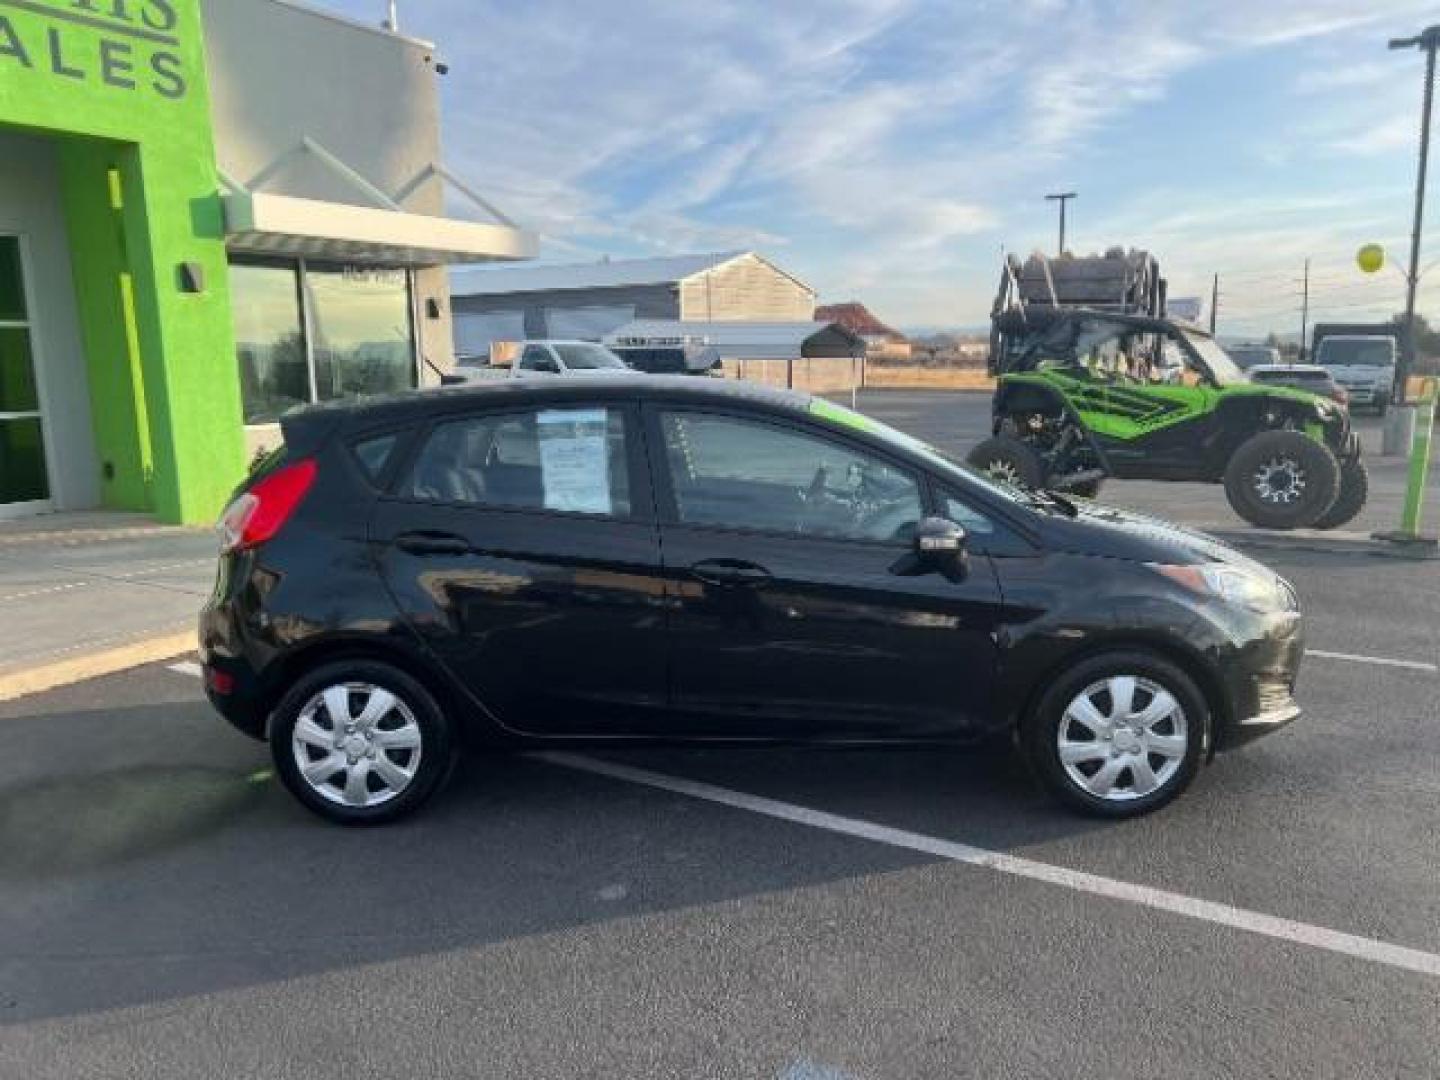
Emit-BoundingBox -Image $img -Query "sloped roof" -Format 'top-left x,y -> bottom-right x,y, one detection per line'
604,319 -> 863,360
452,251 -> 748,296
815,301 -> 907,342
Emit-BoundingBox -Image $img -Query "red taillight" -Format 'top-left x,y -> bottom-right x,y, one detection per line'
218,458 -> 317,554
205,667 -> 236,695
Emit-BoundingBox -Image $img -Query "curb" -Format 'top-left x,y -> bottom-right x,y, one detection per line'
0,631 -> 196,703
0,526 -> 204,549
1206,528 -> 1440,560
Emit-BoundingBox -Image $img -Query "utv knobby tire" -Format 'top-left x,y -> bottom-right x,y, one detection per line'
1223,430 -> 1340,530
1312,457 -> 1369,530
968,436 -> 1047,489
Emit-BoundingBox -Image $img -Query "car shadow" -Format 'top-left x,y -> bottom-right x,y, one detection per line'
1,699 -> 1109,1025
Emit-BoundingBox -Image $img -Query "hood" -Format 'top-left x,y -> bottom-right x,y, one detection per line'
1038,501 -> 1270,572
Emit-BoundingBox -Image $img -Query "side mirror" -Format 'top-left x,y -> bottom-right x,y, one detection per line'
913,516 -> 969,577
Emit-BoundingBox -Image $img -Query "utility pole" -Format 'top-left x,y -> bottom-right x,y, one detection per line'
1299,258 -> 1311,362
1390,25 -> 1440,403
384,0 -> 400,31
1210,273 -> 1219,334
1045,192 -> 1076,256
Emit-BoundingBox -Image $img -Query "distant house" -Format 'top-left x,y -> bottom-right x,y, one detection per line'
815,301 -> 912,360
451,250 -> 817,359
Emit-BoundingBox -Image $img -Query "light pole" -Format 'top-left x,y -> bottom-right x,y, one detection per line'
1389,25 -> 1440,403
1045,192 -> 1076,256
384,1 -> 400,31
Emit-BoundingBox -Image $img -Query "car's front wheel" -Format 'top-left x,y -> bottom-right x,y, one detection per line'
270,660 -> 457,825
1024,651 -> 1207,817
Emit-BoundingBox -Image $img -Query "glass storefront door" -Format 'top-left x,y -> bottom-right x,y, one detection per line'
0,236 -> 50,514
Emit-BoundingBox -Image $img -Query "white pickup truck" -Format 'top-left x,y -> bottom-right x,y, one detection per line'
1312,335 -> 1397,415
445,340 -> 639,384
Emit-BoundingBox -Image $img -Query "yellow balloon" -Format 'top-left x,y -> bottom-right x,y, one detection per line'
1357,243 -> 1385,274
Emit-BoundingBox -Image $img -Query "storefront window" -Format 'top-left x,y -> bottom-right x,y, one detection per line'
231,258 -> 416,425
306,266 -> 415,403
231,261 -> 309,424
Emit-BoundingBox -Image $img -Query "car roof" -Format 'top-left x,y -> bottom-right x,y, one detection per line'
283,375 -> 814,437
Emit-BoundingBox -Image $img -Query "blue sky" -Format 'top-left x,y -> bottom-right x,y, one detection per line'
314,0 -> 1439,335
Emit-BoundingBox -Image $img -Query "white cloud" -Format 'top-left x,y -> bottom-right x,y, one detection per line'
311,0 -> 1440,326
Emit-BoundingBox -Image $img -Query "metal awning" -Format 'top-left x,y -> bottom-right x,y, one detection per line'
223,191 -> 538,266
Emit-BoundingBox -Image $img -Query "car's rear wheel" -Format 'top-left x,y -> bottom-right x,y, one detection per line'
1223,430 -> 1340,530
270,660 -> 456,825
968,435 -> 1047,488
1024,651 -> 1206,818
1311,457 -> 1369,530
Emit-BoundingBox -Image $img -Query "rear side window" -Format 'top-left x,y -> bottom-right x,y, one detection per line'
353,433 -> 400,481
518,346 -> 557,372
404,407 -> 631,517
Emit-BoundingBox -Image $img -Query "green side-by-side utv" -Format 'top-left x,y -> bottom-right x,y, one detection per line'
968,252 -> 1367,530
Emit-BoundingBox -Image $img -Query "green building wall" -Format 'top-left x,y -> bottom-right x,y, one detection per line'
0,0 -> 245,523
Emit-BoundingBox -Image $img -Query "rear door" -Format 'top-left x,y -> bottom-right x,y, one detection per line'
647,404 -> 1006,739
370,400 -> 669,734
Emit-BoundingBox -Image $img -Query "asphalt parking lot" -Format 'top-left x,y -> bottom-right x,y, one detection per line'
1,391 -> 1437,1079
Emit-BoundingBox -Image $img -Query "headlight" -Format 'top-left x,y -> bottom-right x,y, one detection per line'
1148,562 -> 1286,612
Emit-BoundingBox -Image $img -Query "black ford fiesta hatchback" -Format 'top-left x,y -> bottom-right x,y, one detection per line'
201,377 -> 1303,825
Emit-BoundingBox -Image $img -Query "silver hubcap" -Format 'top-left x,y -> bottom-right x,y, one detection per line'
1253,456 -> 1306,505
291,683 -> 423,808
1057,676 -> 1188,802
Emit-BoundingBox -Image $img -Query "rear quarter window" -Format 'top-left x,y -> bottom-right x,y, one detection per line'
352,433 -> 401,483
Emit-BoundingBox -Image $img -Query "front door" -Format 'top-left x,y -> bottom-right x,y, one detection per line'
648,405 -> 1006,739
0,237 -> 51,517
371,401 -> 669,734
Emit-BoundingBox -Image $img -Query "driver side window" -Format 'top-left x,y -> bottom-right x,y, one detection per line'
659,411 -> 922,542
519,345 -> 557,372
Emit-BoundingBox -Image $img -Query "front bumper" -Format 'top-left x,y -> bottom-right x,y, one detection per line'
1214,609 -> 1304,750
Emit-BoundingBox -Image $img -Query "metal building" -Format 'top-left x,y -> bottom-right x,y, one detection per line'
451,251 -> 817,359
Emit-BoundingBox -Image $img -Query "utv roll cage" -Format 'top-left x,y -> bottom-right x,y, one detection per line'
989,249 -> 1172,376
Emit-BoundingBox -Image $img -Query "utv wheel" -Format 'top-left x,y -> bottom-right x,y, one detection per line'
1311,458 -> 1369,530
968,435 -> 1047,488
270,660 -> 457,825
1068,477 -> 1104,499
1223,430 -> 1340,530
1024,651 -> 1206,818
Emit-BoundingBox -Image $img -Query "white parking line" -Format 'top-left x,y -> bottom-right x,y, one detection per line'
1307,649 -> 1437,674
167,661 -> 203,678
538,752 -> 1440,980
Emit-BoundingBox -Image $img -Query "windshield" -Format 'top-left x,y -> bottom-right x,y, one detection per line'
554,344 -> 628,370
1227,347 -> 1278,370
1184,331 -> 1248,386
1316,339 -> 1394,367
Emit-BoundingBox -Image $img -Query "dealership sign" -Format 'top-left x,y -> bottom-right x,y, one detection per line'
0,0 -> 187,99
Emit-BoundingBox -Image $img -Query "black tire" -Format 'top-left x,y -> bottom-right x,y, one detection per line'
270,659 -> 457,826
968,435 -> 1047,488
1222,430 -> 1340,530
1311,457 -> 1369,530
1375,398 -> 1388,418
1022,651 -> 1207,818
1068,478 -> 1104,499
